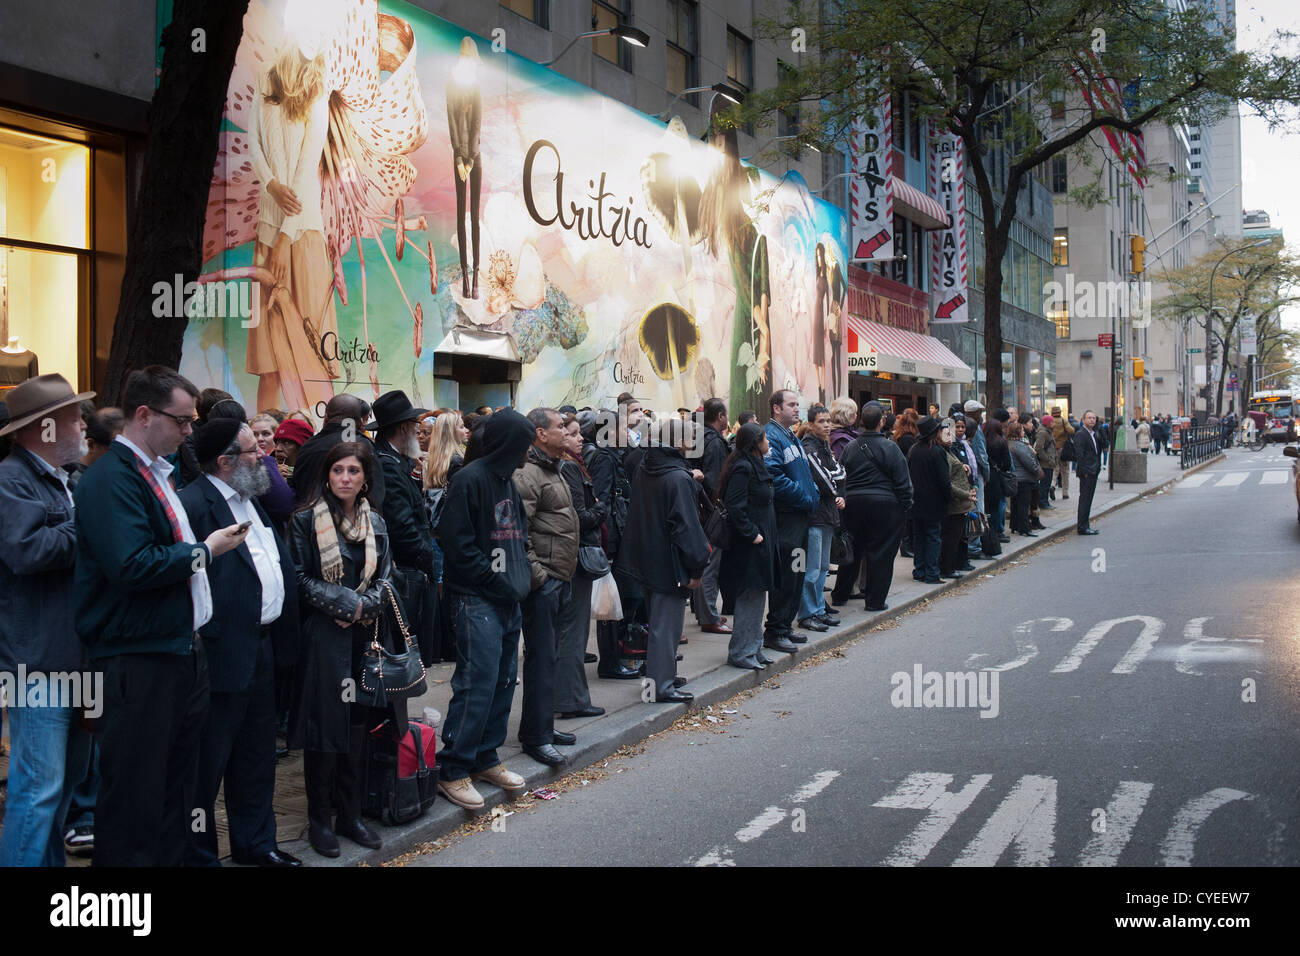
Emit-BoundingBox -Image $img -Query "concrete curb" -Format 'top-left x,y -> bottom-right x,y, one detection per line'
296,453 -> 1226,866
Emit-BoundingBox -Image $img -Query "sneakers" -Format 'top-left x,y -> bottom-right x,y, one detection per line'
438,777 -> 486,810
64,825 -> 94,857
472,764 -> 526,792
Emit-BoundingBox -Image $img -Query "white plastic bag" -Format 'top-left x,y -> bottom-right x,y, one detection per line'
590,571 -> 624,621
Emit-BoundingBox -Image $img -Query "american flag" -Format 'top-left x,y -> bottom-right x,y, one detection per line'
1069,49 -> 1146,189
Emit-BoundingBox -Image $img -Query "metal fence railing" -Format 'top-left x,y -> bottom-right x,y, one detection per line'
1179,425 -> 1225,469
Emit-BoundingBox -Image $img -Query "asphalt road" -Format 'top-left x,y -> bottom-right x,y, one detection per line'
409,447 -> 1300,867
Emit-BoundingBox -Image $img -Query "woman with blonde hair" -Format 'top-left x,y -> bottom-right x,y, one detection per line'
423,411 -> 470,491
828,397 -> 859,460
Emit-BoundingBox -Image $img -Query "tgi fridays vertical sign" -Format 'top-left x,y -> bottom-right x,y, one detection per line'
849,94 -> 894,262
928,120 -> 968,324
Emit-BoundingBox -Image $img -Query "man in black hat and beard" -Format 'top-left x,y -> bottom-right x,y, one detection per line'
179,420 -> 301,866
371,390 -> 437,662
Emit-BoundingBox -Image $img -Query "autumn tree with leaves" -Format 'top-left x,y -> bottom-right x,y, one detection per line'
743,0 -> 1300,408
1153,238 -> 1300,415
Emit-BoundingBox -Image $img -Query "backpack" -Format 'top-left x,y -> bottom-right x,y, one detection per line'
364,718 -> 438,826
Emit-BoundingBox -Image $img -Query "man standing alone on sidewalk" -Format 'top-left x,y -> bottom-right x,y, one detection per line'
763,390 -> 819,653
1073,410 -> 1101,536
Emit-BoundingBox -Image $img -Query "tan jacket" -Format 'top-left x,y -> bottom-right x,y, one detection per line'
513,446 -> 579,589
1052,416 -> 1075,451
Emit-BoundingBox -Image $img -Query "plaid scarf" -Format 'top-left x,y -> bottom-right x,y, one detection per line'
135,460 -> 185,543
312,496 -> 377,591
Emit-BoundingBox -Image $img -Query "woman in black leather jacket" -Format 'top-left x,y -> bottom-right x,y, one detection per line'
717,423 -> 779,668
289,441 -> 393,858
556,413 -> 609,717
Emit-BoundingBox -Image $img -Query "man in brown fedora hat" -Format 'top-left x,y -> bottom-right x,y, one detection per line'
0,373 -> 95,866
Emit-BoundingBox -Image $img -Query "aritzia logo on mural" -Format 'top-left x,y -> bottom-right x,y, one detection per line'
522,140 -> 652,249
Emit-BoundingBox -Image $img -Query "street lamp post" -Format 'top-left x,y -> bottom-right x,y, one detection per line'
540,24 -> 649,68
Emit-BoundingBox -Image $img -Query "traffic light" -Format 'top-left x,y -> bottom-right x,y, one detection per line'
1132,358 -> 1145,379
1208,339 -> 1219,364
1130,235 -> 1146,275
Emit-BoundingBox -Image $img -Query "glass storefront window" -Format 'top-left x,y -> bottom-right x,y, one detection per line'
0,128 -> 89,250
0,245 -> 80,384
1,126 -> 91,386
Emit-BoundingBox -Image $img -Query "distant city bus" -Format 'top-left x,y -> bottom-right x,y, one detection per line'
1247,390 -> 1296,442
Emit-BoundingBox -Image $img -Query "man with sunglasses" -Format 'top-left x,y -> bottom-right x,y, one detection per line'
75,366 -> 249,866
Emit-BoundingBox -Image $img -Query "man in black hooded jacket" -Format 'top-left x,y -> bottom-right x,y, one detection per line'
616,418 -> 711,703
436,409 -> 535,811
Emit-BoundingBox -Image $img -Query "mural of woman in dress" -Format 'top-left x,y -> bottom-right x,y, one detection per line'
447,36 -> 483,300
813,241 -> 828,404
700,100 -> 770,419
826,247 -> 844,399
246,33 -> 341,414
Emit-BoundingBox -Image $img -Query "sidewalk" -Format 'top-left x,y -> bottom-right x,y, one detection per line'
0,449 -> 1214,867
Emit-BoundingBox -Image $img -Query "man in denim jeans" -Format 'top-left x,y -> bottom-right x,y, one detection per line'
436,410 -> 536,811
0,375 -> 94,866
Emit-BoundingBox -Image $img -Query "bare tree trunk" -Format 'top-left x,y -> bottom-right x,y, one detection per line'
982,234 -> 1007,410
101,0 -> 249,404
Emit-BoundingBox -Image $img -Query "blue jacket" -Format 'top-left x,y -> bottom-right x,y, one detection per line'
0,446 -> 82,674
968,423 -> 990,483
74,441 -> 210,659
764,421 -> 818,513
178,474 -> 300,694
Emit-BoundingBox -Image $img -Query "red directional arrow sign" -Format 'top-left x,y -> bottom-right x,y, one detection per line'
935,294 -> 966,320
854,229 -> 892,261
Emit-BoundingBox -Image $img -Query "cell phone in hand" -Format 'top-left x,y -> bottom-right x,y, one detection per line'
234,520 -> 253,533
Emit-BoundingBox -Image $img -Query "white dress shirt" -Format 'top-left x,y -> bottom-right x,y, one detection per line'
115,435 -> 213,632
207,475 -> 285,626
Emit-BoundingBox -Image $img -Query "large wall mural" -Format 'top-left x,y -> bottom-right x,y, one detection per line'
187,0 -> 849,418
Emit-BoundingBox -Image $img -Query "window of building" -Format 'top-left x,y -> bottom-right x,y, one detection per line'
501,0 -> 549,28
592,0 -> 631,69
1050,91 -> 1065,121
1052,228 -> 1069,266
0,126 -> 91,388
665,0 -> 698,105
909,95 -> 921,160
726,27 -> 753,134
893,91 -> 906,154
913,224 -> 925,292
1051,155 -> 1067,194
891,219 -> 907,284
1049,303 -> 1070,338
778,61 -> 800,151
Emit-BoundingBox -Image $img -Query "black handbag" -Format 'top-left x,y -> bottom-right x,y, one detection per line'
830,528 -> 855,565
700,493 -> 732,550
357,581 -> 428,708
1059,435 -> 1077,463
578,544 -> 610,578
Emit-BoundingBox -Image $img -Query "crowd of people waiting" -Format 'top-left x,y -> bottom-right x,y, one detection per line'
0,366 -> 1112,867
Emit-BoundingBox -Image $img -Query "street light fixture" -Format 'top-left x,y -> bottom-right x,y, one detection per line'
656,82 -> 747,120
541,24 -> 650,67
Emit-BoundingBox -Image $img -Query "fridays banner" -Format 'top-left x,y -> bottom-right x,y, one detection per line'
849,94 -> 894,262
186,0 -> 852,418
928,120 -> 968,324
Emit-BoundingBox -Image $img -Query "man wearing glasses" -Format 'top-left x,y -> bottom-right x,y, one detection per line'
75,366 -> 249,866
179,418 -> 302,866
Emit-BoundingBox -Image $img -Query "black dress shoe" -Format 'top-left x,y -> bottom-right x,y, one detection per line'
786,630 -> 808,644
998,534 -> 1012,543
798,617 -> 829,632
1078,527 -> 1100,535
654,690 -> 694,704
940,571 -> 964,579
764,635 -> 798,653
728,660 -> 765,670
814,613 -> 840,627
598,663 -> 641,680
308,822 -> 339,858
551,730 -> 577,746
1020,531 -> 1039,537
958,563 -> 975,571
233,848 -> 303,868
335,817 -> 382,850
584,653 -> 598,664
756,652 -> 774,665
822,605 -> 840,617
557,706 -> 605,719
524,744 -> 566,766
864,603 -> 889,612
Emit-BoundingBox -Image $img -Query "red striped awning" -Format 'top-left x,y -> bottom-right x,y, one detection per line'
891,175 -> 950,230
845,313 -> 972,383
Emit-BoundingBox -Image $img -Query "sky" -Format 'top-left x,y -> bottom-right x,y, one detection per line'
1236,0 -> 1300,336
